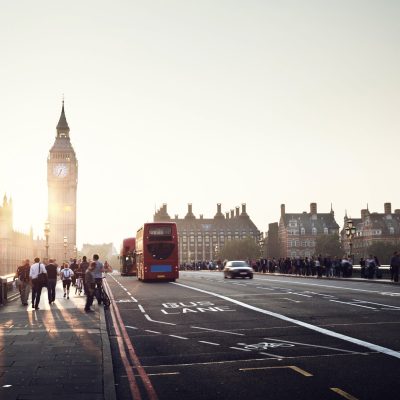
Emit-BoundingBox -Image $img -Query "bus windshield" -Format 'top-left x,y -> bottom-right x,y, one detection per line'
147,243 -> 175,260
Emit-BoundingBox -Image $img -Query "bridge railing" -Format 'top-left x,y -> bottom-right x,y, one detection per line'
0,274 -> 17,305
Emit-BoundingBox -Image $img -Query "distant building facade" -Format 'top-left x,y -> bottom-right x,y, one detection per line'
265,222 -> 279,259
154,203 -> 261,263
0,195 -> 44,275
80,243 -> 115,261
279,203 -> 340,258
341,202 -> 400,259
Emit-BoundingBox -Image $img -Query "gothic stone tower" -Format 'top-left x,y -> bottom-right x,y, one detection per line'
47,102 -> 78,262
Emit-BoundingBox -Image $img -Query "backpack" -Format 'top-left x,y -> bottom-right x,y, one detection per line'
62,269 -> 72,279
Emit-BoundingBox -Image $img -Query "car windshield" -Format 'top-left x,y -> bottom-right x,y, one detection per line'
230,261 -> 248,268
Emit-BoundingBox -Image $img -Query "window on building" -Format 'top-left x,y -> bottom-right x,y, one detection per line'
312,227 -> 317,235
300,228 -> 305,235
389,227 -> 395,235
324,227 -> 328,234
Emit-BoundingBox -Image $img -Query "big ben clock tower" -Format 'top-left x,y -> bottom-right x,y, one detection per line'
47,101 -> 78,262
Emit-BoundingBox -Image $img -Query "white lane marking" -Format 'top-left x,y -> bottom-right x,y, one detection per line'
256,287 -> 275,290
230,346 -> 251,352
281,298 -> 301,303
145,330 -> 161,334
286,292 -> 312,298
191,325 -> 245,336
352,300 -> 400,310
138,305 -> 146,313
198,341 -> 220,346
263,337 -> 360,354
130,297 -> 138,303
125,326 -> 138,330
256,278 -> 400,295
127,292 -> 131,295
329,300 -> 376,310
173,282 -> 400,360
144,314 -> 176,326
259,352 -> 284,358
169,335 -> 189,340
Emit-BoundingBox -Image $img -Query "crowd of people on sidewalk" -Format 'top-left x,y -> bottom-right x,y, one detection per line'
13,255 -> 112,312
179,252 -> 400,282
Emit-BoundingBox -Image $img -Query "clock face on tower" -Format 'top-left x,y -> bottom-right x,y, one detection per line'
53,163 -> 68,178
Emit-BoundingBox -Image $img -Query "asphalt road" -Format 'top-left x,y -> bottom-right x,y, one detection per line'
105,271 -> 400,400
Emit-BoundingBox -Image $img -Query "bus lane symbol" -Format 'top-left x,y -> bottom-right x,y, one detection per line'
161,301 -> 236,314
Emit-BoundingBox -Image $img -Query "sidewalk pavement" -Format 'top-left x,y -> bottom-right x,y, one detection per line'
0,280 -> 116,400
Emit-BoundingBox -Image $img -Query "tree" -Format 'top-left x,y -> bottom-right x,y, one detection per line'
314,234 -> 342,257
367,242 -> 399,264
219,238 -> 260,261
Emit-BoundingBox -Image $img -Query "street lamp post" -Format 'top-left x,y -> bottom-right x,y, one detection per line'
44,221 -> 50,261
345,219 -> 357,263
63,236 -> 68,262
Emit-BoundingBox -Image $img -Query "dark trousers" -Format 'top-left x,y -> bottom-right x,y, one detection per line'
95,278 -> 103,304
393,266 -> 399,282
47,278 -> 57,303
85,283 -> 95,310
31,279 -> 43,308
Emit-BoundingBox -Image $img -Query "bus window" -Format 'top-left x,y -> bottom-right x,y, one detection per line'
147,243 -> 175,260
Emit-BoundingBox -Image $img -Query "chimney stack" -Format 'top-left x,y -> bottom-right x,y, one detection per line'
281,204 -> 285,218
310,203 -> 317,215
226,212 -> 230,219
361,209 -> 368,220
241,203 -> 248,216
217,203 -> 222,214
230,209 -> 234,219
235,207 -> 240,217
384,202 -> 392,214
395,209 -> 400,215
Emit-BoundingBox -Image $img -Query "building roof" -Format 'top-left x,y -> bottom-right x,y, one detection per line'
56,101 -> 70,131
282,212 -> 339,233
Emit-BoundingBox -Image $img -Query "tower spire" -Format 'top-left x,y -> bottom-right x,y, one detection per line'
56,99 -> 70,134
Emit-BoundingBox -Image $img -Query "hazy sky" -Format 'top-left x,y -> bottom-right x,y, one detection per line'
1,0 -> 399,250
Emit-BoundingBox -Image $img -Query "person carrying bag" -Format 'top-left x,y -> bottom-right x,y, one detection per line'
29,257 -> 48,310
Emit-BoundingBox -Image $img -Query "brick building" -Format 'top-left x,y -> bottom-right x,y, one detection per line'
341,202 -> 400,260
154,203 -> 261,263
278,203 -> 340,258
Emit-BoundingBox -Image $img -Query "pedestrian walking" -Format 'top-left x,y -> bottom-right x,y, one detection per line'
46,259 -> 58,304
29,257 -> 47,310
92,254 -> 104,304
79,256 -> 90,293
14,259 -> 31,306
60,262 -> 74,299
84,262 -> 96,312
390,251 -> 400,283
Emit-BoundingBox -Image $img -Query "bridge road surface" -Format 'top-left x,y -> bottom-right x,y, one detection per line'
104,271 -> 400,400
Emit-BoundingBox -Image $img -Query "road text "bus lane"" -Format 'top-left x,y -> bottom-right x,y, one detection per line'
161,301 -> 236,314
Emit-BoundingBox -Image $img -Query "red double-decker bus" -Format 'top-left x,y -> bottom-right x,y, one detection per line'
136,222 -> 179,281
120,237 -> 137,276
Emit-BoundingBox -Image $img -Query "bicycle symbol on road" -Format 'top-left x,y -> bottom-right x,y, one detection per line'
239,342 -> 295,350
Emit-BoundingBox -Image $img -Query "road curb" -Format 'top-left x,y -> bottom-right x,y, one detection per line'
100,305 -> 117,400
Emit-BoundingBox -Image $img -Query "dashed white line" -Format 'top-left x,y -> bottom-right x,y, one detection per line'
191,326 -> 245,336
169,335 -> 189,340
125,326 -> 138,330
198,341 -> 220,346
145,330 -> 161,334
138,305 -> 146,313
329,300 -> 376,310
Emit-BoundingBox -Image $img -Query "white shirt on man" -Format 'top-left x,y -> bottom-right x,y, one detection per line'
29,262 -> 46,279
